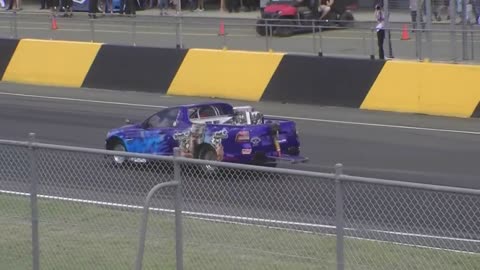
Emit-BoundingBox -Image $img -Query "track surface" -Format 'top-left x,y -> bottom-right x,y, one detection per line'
0,82 -> 479,254
0,82 -> 479,189
0,12 -> 479,61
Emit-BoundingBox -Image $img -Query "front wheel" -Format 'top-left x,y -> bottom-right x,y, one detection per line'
256,19 -> 273,36
112,142 -> 127,165
275,19 -> 295,37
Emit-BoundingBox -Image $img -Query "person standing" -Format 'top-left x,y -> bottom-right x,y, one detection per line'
63,0 -> 73,17
375,4 -> 385,60
158,0 -> 168,15
88,0 -> 98,18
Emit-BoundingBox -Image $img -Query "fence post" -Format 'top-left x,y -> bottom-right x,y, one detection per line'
335,163 -> 345,270
90,18 -> 95,43
461,0 -> 468,60
134,180 -> 180,270
28,133 -> 40,270
318,26 -> 323,56
383,0 -> 393,58
312,20 -> 316,55
132,19 -> 137,46
264,20 -> 270,52
12,11 -> 18,39
370,27 -> 375,60
449,0 -> 457,62
425,0 -> 432,60
173,147 -> 184,270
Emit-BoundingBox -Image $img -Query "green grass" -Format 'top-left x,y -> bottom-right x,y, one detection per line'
1,194 -> 478,270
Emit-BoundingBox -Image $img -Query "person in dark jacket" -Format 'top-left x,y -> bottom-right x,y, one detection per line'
89,0 -> 98,18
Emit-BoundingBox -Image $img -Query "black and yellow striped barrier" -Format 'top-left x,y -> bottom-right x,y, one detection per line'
1,38 -> 479,118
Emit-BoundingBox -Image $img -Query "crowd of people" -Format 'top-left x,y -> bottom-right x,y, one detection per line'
0,0 -> 264,16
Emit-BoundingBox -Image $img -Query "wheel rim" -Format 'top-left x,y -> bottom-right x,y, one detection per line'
113,144 -> 126,164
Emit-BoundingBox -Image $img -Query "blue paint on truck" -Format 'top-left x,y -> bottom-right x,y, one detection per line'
105,102 -> 308,166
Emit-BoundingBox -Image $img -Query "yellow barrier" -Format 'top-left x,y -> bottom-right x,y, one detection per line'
167,49 -> 284,101
361,60 -> 480,118
2,39 -> 101,88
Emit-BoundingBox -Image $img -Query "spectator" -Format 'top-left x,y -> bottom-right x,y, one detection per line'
226,0 -> 240,12
375,4 -> 385,60
63,0 -> 72,16
188,0 -> 196,11
88,0 -> 98,18
40,0 -> 47,9
6,0 -> 18,10
195,0 -> 204,11
124,0 -> 136,16
48,0 -> 59,15
260,0 -> 268,15
319,0 -> 333,19
410,0 -> 425,31
158,0 -> 168,15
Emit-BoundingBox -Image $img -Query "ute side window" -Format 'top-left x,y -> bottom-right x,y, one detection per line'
145,108 -> 180,128
189,105 -> 218,119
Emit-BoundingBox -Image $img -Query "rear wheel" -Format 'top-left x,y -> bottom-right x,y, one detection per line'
198,145 -> 218,172
338,11 -> 354,28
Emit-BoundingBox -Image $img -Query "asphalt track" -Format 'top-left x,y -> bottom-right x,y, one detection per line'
1,81 -> 480,189
0,82 -> 479,258
0,12 -> 479,62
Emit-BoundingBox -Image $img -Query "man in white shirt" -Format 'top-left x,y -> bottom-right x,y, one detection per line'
375,4 -> 385,59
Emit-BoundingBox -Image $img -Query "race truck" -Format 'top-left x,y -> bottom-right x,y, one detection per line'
256,0 -> 355,37
105,102 -> 308,167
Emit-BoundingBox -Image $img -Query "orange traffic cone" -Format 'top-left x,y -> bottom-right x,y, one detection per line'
51,16 -> 58,30
401,24 -> 410,40
218,20 -> 225,36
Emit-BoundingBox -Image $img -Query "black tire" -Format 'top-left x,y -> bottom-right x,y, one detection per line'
256,19 -> 270,36
198,145 -> 219,173
275,19 -> 295,37
111,141 -> 128,166
338,11 -> 354,28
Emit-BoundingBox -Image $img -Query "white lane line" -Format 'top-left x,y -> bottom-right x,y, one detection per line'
1,189 -> 478,255
267,115 -> 480,135
0,91 -> 166,108
0,91 -> 479,135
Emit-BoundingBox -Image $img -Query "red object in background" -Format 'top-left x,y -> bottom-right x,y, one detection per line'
218,20 -> 225,36
401,24 -> 410,40
51,17 -> 58,30
264,4 -> 298,16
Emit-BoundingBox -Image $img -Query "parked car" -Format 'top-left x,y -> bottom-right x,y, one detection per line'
105,102 -> 308,167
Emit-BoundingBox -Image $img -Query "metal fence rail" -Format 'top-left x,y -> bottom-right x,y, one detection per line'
0,134 -> 479,270
1,7 -> 479,63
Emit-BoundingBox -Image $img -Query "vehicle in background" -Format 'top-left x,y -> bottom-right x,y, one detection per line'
256,0 -> 355,37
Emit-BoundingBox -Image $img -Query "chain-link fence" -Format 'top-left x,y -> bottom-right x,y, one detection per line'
1,135 -> 479,270
1,4 -> 479,63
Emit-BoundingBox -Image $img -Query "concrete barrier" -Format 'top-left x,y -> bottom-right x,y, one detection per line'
360,60 -> 480,118
1,38 -> 479,119
0,39 -> 18,80
83,44 -> 188,93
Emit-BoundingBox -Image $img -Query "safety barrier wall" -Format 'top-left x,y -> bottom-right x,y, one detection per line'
1,38 -> 480,118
